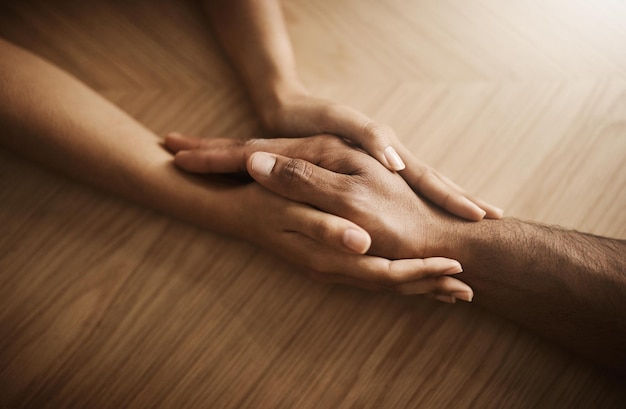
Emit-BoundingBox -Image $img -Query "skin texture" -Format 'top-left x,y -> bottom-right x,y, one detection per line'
455,219 -> 626,375
168,134 -> 626,375
1,9 -> 624,373
165,135 -> 454,260
202,0 -> 503,221
0,38 -> 472,298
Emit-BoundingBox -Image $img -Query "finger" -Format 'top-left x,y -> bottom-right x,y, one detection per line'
424,293 -> 458,304
395,144 -> 503,220
285,204 -> 371,254
172,138 -> 305,175
247,151 -> 349,212
306,271 -> 470,302
311,251 -> 464,288
402,165 -> 487,221
474,199 -> 504,219
278,230 -> 468,295
433,295 -> 457,304
174,148 -> 248,174
436,173 -> 504,219
164,132 -> 204,152
172,138 -> 251,173
395,145 -> 485,220
319,105 -> 406,171
424,293 -> 456,304
396,275 -> 473,301
310,257 -> 468,295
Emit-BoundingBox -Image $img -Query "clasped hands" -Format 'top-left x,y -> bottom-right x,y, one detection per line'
165,130 -> 498,303
164,91 -> 500,303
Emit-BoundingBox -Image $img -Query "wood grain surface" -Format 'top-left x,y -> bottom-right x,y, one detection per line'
1,0 -> 625,407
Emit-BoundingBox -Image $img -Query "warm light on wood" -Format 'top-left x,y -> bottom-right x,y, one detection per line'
0,0 -> 624,407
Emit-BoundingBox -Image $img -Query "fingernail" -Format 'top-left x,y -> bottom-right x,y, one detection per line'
434,295 -> 456,304
384,146 -> 405,171
250,152 -> 276,177
451,291 -> 473,302
493,207 -> 504,218
342,228 -> 371,254
470,204 -> 487,220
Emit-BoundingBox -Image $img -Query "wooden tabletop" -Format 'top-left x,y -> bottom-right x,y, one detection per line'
1,0 -> 625,407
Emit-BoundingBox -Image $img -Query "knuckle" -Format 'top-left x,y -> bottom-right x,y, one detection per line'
320,102 -> 339,119
243,138 -> 261,151
363,121 -> 393,142
342,183 -> 370,211
315,103 -> 341,133
323,138 -> 353,162
309,218 -> 334,241
283,158 -> 313,183
376,262 -> 404,286
414,166 -> 433,185
243,138 -> 261,159
317,133 -> 344,149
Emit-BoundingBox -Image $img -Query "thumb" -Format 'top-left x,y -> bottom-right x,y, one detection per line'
247,151 -> 348,215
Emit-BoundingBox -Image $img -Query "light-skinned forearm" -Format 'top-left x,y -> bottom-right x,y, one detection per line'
0,39 -> 245,236
2,39 -> 478,295
445,218 -> 626,373
203,0 -> 305,120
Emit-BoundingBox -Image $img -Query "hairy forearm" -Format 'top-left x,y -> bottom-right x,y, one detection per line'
449,218 -> 626,373
0,39 -> 243,236
203,0 -> 305,118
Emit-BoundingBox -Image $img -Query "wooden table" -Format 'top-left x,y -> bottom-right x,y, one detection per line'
1,0 -> 625,407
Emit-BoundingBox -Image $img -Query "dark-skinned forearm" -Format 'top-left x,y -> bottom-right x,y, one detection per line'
448,218 -> 626,373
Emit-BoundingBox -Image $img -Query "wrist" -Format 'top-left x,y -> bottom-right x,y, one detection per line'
439,217 -> 496,266
405,205 -> 473,259
415,211 -> 489,272
253,76 -> 308,130
436,218 -> 517,294
140,155 -> 253,241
